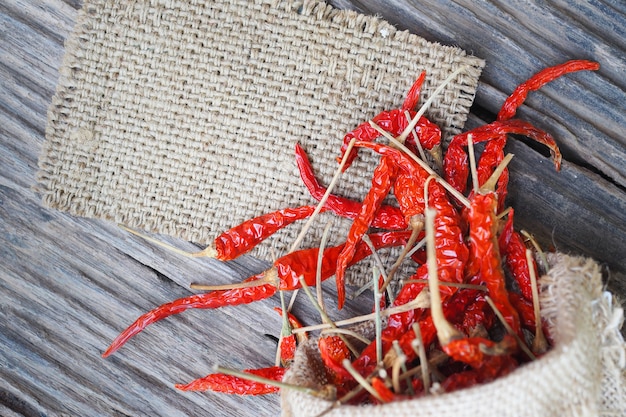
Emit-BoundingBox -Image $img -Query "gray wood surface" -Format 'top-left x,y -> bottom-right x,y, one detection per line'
1,1 -> 625,416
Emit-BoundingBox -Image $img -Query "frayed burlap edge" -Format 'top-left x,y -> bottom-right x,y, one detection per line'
37,0 -> 484,277
281,253 -> 626,417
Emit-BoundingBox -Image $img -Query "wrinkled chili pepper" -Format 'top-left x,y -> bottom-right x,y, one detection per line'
476,60 -> 599,207
440,353 -> 518,393
294,143 -> 407,230
370,377 -> 396,403
200,205 -> 324,261
175,366 -> 285,395
443,119 -> 561,197
103,231 -> 414,357
335,156 -> 399,309
319,335 -> 353,386
466,192 -> 522,337
338,73 -> 441,170
498,208 -> 536,301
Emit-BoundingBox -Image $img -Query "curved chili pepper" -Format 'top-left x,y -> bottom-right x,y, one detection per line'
466,192 -> 521,337
443,119 -> 561,196
335,156 -> 399,309
338,74 -> 440,170
103,231 -> 414,357
294,143 -> 407,230
476,60 -> 599,207
175,366 -> 286,395
212,205 -> 323,261
443,334 -> 517,369
498,209 -> 536,301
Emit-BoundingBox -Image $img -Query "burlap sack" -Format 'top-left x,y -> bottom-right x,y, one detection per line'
281,253 -> 626,416
37,0 -> 484,267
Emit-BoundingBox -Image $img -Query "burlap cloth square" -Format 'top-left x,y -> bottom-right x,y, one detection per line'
37,0 -> 484,269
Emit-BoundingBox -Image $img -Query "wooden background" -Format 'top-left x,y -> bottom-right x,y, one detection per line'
1,1 -> 624,416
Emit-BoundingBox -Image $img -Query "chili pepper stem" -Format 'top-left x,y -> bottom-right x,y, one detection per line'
342,359 -> 387,403
403,110 -> 428,160
372,266 -> 384,365
526,249 -> 548,354
391,340 -> 412,395
485,295 -> 536,360
320,328 -> 371,345
292,291 -> 429,334
297,276 -> 360,357
121,225 -> 219,258
190,268 -> 279,291
411,323 -> 431,395
380,215 -> 424,296
467,134 -> 480,194
275,290 -> 291,367
521,229 -> 549,274
480,153 -> 514,193
401,279 -> 488,292
368,121 -> 470,208
361,235 -> 394,305
316,221 -> 334,315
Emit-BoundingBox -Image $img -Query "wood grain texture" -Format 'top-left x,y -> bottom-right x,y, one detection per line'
1,1 -> 625,416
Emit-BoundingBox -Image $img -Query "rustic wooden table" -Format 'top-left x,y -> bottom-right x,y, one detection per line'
1,1 -> 625,416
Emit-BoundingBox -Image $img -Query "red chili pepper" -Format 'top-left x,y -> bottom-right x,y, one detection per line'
476,60 -> 599,207
338,74 -> 441,170
443,119 -> 561,196
294,143 -> 407,230
205,205 -> 324,261
175,366 -> 285,395
466,192 -> 522,336
508,292 -> 552,344
103,231 -> 413,357
318,335 -> 353,386
498,209 -> 535,301
440,353 -> 518,393
273,307 -> 307,364
443,334 -> 518,369
370,376 -> 396,403
335,156 -> 399,309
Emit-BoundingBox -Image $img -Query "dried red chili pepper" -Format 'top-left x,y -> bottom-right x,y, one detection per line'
184,205 -> 324,261
273,307 -> 307,365
335,156 -> 399,309
103,231 -> 414,357
338,73 -> 441,170
443,119 -> 561,197
465,191 -> 521,336
318,335 -> 353,386
476,60 -> 599,206
294,143 -> 407,230
175,366 -> 285,395
440,353 -> 518,393
370,377 -> 396,403
498,208 -> 536,301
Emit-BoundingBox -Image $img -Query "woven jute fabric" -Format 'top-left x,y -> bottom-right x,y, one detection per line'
281,253 -> 626,417
38,0 -> 484,266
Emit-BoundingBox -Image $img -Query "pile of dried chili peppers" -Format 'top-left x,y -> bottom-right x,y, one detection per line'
103,60 -> 599,404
